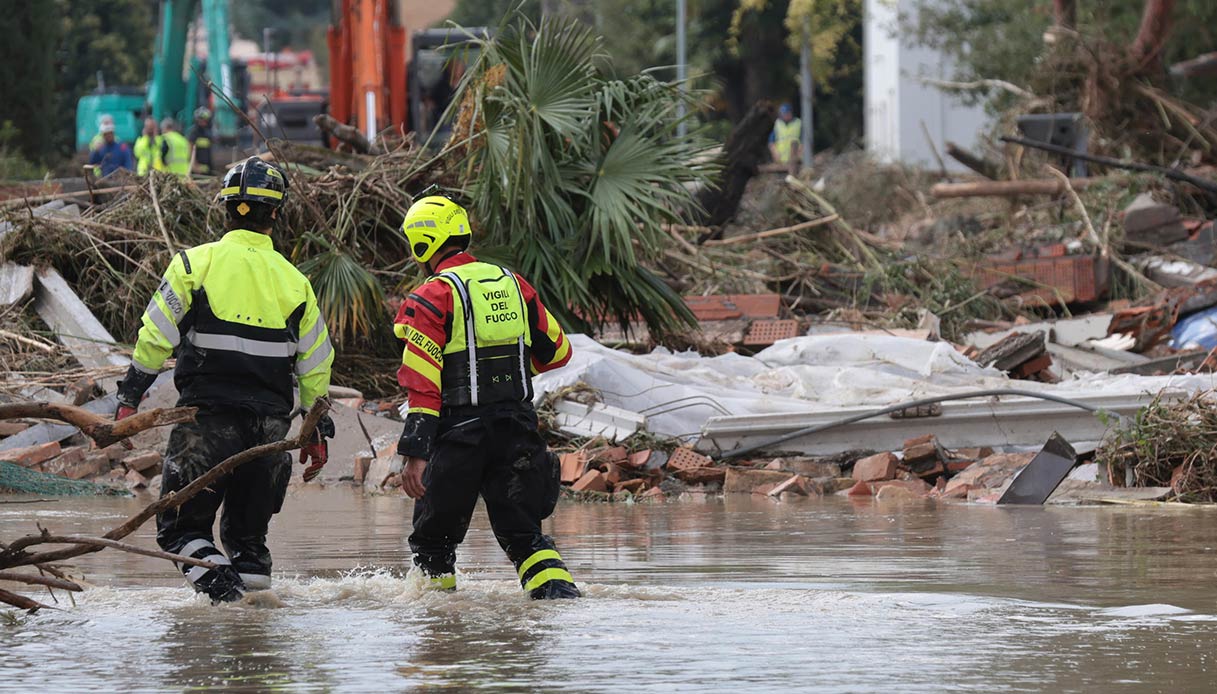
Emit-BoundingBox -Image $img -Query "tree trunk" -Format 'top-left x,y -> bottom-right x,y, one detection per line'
1129,0 -> 1177,71
694,101 -> 775,232
1053,0 -> 1076,29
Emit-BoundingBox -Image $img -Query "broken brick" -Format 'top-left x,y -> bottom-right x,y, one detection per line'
0,441 -> 61,468
560,452 -> 587,484
40,446 -> 87,476
902,434 -> 935,449
1013,353 -> 1054,378
122,451 -> 163,475
852,452 -> 898,482
63,452 -> 110,481
571,470 -> 608,493
724,467 -> 797,493
667,447 -> 712,471
65,376 -> 99,406
876,484 -> 928,501
591,446 -> 628,467
614,479 -> 646,494
124,469 -> 148,490
764,460 -> 783,470
941,482 -> 973,499
639,487 -> 665,501
624,450 -> 652,469
846,480 -> 874,496
602,462 -> 625,486
675,467 -> 726,485
0,422 -> 30,437
767,475 -> 806,497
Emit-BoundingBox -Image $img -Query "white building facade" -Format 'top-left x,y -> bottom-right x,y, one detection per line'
864,0 -> 992,171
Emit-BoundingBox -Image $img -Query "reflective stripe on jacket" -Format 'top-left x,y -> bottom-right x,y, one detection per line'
433,261 -> 534,408
134,135 -> 162,176
132,229 -> 334,416
161,131 -> 191,177
773,118 -> 802,164
392,252 -> 572,459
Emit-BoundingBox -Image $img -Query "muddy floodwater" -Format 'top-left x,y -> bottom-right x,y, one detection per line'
2,488 -> 1217,692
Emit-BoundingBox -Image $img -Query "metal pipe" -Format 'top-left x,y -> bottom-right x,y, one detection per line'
676,0 -> 688,139
799,16 -> 813,168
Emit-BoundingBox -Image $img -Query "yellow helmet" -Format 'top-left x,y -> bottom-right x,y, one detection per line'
401,195 -> 471,263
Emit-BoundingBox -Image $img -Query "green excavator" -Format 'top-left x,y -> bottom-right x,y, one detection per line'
75,0 -> 243,152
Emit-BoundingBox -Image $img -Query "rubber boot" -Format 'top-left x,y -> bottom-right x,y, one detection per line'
528,580 -> 582,600
196,565 -> 247,604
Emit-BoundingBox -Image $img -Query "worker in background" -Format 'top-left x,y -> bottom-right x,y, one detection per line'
133,117 -> 162,176
769,103 -> 802,168
88,114 -> 116,152
159,118 -> 192,178
86,120 -> 134,177
188,107 -> 214,175
114,158 -> 335,603
394,193 -> 580,600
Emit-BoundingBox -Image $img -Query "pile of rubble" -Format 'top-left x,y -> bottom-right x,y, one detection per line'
0,416 -> 165,495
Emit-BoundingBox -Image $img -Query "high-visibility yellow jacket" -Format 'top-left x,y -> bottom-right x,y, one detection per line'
773,117 -> 802,164
160,130 -> 191,178
133,134 -> 162,176
132,229 -> 334,416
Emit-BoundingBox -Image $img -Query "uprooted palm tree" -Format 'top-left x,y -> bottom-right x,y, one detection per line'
444,15 -> 718,339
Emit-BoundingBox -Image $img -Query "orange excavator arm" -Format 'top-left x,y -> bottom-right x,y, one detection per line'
327,0 -> 407,144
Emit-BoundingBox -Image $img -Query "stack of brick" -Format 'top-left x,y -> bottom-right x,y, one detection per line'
0,420 -> 163,491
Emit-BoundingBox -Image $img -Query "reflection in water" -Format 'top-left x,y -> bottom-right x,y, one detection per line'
2,488 -> 1217,692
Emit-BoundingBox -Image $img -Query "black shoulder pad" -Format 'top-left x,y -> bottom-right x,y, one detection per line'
177,250 -> 192,274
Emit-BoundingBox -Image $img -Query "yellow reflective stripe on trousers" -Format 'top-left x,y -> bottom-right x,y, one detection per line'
429,574 -> 456,590
523,567 -> 574,593
517,549 -> 562,580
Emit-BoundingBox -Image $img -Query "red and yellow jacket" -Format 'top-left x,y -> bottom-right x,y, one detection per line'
393,252 -> 572,458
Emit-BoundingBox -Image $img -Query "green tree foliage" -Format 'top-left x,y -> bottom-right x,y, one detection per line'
449,0 -> 863,150
52,0 -> 157,159
450,15 -> 716,336
0,2 -> 62,165
908,0 -> 1217,106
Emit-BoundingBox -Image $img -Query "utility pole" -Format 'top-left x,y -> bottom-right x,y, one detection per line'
676,0 -> 688,139
799,17 -> 813,169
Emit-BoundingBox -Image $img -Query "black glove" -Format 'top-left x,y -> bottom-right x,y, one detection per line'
116,365 -> 157,412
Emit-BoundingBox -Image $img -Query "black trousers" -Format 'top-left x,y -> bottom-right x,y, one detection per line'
156,411 -> 292,585
409,404 -> 569,589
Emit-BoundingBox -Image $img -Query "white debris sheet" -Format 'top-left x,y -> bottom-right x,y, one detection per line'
533,334 -> 1217,442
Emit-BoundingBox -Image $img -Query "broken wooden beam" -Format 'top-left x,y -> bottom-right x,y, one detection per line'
931,178 -> 1097,198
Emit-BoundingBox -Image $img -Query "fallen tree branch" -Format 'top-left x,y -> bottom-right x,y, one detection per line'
314,113 -> 383,155
919,77 -> 1038,100
0,587 -> 50,612
931,178 -> 1098,198
702,215 -> 839,247
1044,166 -> 1103,252
148,175 -> 175,256
945,141 -> 1001,180
1000,135 -> 1217,194
1,400 -> 330,570
0,403 -> 197,449
0,570 -> 83,591
0,185 -> 138,210
2,535 -> 218,570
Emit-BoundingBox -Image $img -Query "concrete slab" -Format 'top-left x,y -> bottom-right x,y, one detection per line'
0,263 -> 34,307
33,267 -> 129,390
699,391 -> 1180,457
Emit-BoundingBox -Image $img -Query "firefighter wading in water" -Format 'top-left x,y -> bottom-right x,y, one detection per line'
394,193 -> 580,599
115,158 -> 336,603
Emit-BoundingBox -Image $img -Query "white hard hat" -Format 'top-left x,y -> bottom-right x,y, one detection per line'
100,122 -> 115,134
